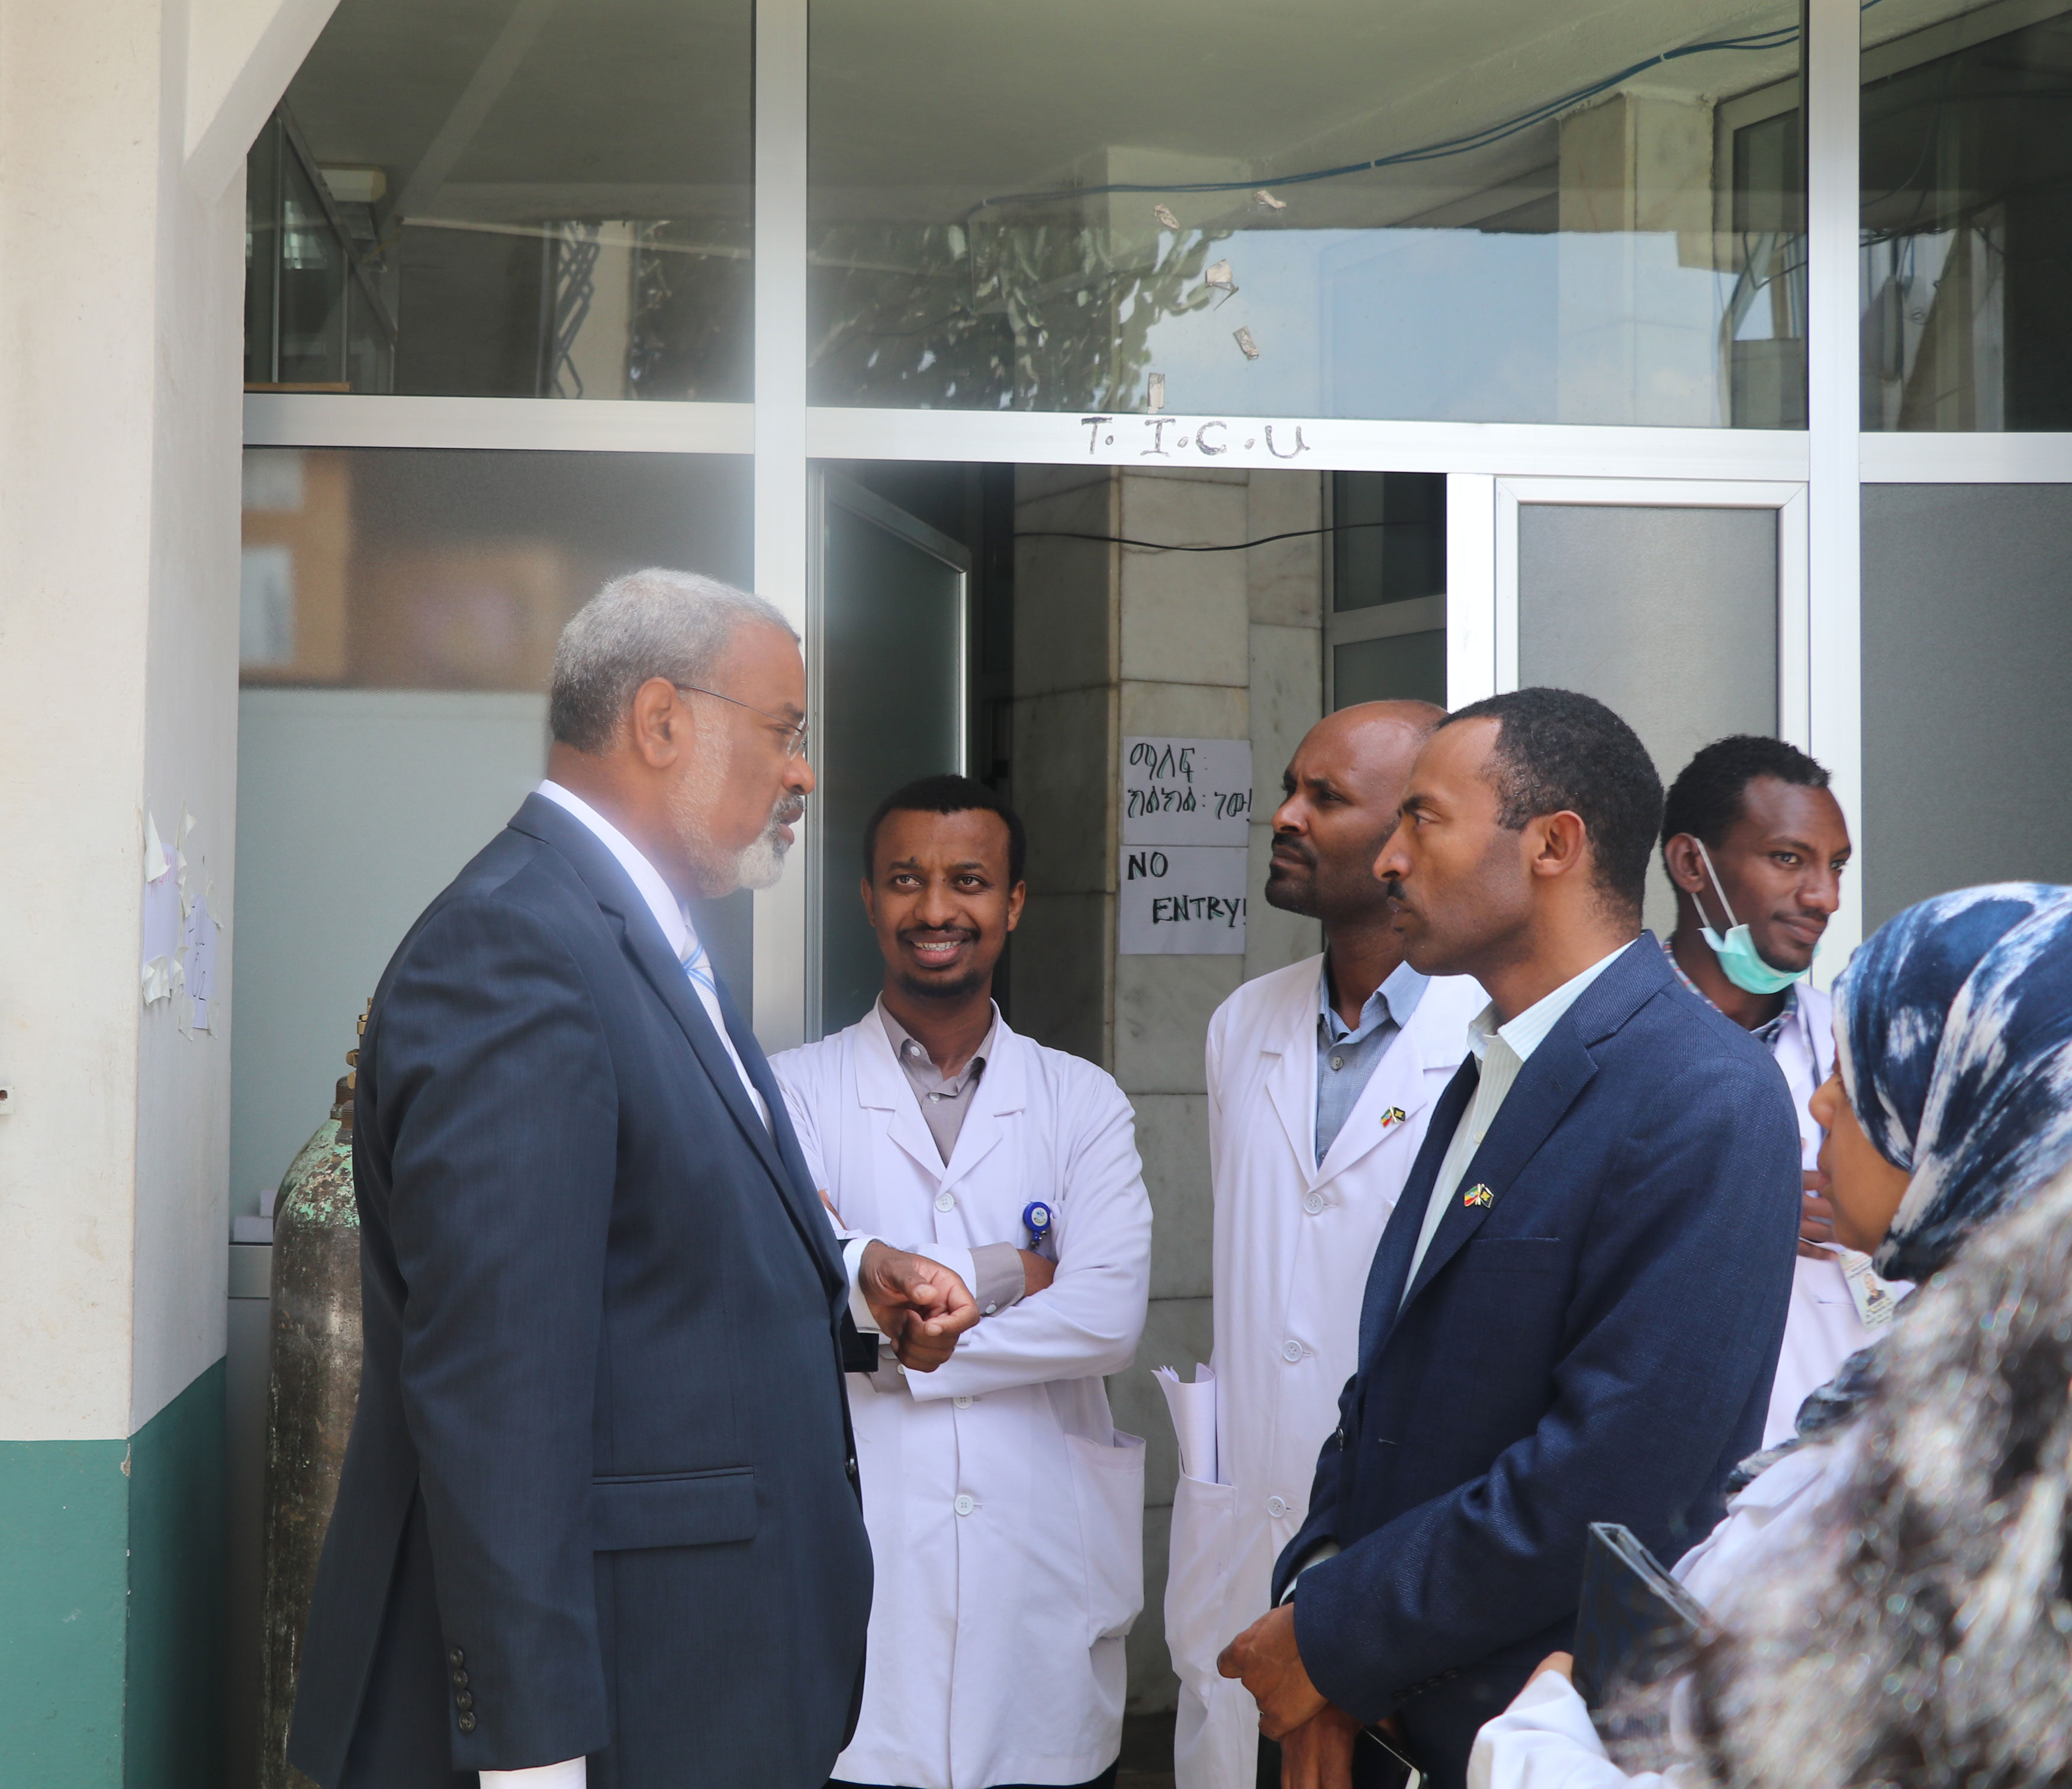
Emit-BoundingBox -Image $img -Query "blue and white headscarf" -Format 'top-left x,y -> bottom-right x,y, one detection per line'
1835,882 -> 2072,1284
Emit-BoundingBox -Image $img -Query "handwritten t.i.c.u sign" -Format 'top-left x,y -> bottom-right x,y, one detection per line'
1081,414 -> 1312,462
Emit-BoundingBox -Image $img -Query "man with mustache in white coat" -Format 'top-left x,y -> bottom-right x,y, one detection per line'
1164,702 -> 1484,1789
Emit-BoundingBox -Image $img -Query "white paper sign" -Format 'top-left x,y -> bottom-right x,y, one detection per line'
1119,844 -> 1247,954
1122,736 -> 1253,845
179,893 -> 217,1035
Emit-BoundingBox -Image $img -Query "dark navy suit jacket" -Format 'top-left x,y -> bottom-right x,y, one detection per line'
289,794 -> 874,1789
1270,937 -> 1800,1788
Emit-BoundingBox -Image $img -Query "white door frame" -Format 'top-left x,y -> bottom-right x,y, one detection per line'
1449,474 -> 1854,976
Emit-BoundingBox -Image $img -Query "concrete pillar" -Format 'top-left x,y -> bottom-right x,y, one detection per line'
1556,89 -> 1718,424
1012,465 -> 1323,1711
0,2 -> 337,1781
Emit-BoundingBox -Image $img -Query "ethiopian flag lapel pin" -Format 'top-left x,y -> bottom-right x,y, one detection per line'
1462,1184 -> 1495,1209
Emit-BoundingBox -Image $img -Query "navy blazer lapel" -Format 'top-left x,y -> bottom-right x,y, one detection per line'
507,796 -> 795,1194
1357,1056 -> 1479,1364
1396,1029 -> 1598,1311
713,977 -> 845,1295
1394,937 -> 1671,1315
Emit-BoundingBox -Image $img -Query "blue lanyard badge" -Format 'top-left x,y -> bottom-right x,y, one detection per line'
1022,1201 -> 1054,1251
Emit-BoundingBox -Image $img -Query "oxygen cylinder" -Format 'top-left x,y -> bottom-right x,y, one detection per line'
259,1011 -> 366,1789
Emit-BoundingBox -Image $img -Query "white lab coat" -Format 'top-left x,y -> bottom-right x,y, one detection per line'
771,1011 -> 1153,1789
1165,960 -> 1487,1789
1761,981 -> 1902,1447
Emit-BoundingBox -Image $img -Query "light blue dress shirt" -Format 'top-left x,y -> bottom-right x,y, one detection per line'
1315,957 -> 1430,1164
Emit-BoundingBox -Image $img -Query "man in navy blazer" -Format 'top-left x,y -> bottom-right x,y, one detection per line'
1219,688 -> 1800,1789
288,570 -> 979,1789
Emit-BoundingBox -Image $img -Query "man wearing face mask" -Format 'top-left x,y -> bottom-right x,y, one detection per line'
773,775 -> 1152,1789
1659,735 -> 1902,1447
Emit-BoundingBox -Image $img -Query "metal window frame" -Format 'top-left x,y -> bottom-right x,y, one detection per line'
805,472 -> 973,1040
239,0 -> 2072,1037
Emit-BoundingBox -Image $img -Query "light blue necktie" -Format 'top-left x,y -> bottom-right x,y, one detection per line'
680,933 -> 717,1000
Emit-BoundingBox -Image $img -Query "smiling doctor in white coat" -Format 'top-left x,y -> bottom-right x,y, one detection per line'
1163,703 -> 1485,1789
773,774 -> 1152,1789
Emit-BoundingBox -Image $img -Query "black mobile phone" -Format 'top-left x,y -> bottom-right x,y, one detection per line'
1357,1724 -> 1424,1789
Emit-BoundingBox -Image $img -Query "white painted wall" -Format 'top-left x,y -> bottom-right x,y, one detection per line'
0,0 -> 332,1441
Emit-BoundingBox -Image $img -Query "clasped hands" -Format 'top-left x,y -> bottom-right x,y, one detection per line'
1218,1604 -> 1363,1789
857,1239 -> 1060,1370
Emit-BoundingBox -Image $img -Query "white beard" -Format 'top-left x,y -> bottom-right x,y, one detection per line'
731,810 -> 795,891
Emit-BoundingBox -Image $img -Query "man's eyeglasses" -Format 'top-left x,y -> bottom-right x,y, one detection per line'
675,684 -> 810,760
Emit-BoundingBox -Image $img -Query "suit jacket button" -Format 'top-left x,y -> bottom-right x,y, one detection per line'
452,1670 -> 469,1688
455,1691 -> 474,1711
449,1647 -> 465,1667
458,1714 -> 477,1734
846,1456 -> 858,1481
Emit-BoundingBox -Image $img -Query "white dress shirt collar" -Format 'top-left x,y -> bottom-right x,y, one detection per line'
1464,937 -> 1636,1069
535,780 -> 694,960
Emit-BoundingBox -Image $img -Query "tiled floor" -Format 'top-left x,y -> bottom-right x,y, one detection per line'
1117,1710 -> 1178,1789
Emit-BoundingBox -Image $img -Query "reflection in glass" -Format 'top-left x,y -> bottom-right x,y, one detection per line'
1861,2 -> 2072,430
248,0 -> 752,400
809,0 -> 1804,425
1333,474 -> 1446,612
233,446 -> 758,1215
237,448 -> 753,690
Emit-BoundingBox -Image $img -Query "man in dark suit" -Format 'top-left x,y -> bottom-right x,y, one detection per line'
288,569 -> 980,1789
1218,688 -> 1800,1789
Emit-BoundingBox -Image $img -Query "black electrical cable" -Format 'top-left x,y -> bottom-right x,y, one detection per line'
1016,519 -> 1428,554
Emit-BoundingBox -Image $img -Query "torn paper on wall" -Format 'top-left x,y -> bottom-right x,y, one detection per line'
1153,204 -> 1180,230
141,810 -> 184,1005
1233,326 -> 1261,361
1203,260 -> 1238,307
178,891 -> 219,1037
1147,372 -> 1166,413
1254,189 -> 1287,211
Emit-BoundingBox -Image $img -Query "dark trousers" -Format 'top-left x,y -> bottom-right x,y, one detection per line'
829,1767 -> 1116,1789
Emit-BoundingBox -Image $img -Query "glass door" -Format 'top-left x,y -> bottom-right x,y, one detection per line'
1492,477 -> 1810,938
810,475 -> 971,1035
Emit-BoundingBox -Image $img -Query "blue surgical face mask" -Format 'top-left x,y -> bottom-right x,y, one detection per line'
1693,839 -> 1812,996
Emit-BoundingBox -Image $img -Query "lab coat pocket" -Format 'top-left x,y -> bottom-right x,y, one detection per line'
1067,1430 -> 1147,1643
1164,1468 -> 1238,1685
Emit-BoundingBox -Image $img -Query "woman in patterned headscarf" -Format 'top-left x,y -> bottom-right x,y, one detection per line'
1466,883 -> 2072,1789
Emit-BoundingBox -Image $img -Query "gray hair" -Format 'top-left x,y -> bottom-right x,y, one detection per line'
549,568 -> 796,754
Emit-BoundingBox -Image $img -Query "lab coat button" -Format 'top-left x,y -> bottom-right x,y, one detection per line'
1281,1339 -> 1303,1362
1267,1495 -> 1289,1518
1302,1192 -> 1325,1215
954,1494 -> 976,1515
954,1395 -> 973,1408
935,1190 -> 956,1212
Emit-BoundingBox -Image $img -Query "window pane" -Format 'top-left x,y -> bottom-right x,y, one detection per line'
1517,503 -> 1777,932
250,0 -> 752,399
1334,631 -> 1446,707
809,0 -> 1804,425
1861,485 -> 2072,925
233,446 -> 755,1222
1861,2 -> 2072,430
1333,474 -> 1446,612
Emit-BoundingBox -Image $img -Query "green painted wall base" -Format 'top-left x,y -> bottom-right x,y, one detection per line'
0,1361 -> 225,1789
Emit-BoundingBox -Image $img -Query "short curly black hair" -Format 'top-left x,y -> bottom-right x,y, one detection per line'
1441,687 -> 1663,921
1660,735 -> 1831,864
861,774 -> 1027,886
